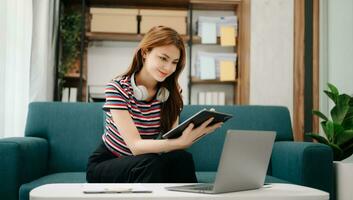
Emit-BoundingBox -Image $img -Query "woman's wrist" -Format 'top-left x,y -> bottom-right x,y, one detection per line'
164,138 -> 186,151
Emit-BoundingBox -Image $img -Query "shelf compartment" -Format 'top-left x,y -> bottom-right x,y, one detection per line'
86,32 -> 190,42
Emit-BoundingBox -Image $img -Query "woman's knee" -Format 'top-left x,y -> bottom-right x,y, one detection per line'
167,150 -> 194,162
86,170 -> 96,183
135,153 -> 163,166
144,154 -> 167,172
130,154 -> 168,182
86,163 -> 100,183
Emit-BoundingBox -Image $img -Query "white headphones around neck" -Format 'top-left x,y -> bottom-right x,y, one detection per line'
130,73 -> 170,102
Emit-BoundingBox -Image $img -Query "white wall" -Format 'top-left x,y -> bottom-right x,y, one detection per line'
250,0 -> 294,117
0,0 -> 32,138
327,0 -> 353,96
320,0 -> 353,116
0,0 -> 6,138
88,41 -> 138,86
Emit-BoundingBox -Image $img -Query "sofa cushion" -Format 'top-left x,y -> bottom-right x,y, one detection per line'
265,175 -> 290,184
25,102 -> 105,173
19,172 -> 86,200
24,103 -> 293,173
196,171 -> 216,183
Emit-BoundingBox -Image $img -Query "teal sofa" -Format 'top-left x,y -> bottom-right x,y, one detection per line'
0,102 -> 333,200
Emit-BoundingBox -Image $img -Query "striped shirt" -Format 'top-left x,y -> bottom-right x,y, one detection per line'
102,75 -> 162,157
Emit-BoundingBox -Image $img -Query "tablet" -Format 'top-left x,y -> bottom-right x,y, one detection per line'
162,108 -> 233,139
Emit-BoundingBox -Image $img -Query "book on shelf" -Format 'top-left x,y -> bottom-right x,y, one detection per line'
61,88 -> 77,102
212,92 -> 218,105
201,22 -> 217,44
220,60 -> 236,81
198,91 -> 226,105
199,56 -> 216,80
220,26 -> 236,46
197,16 -> 238,38
198,92 -> 205,105
218,92 -> 226,105
194,51 -> 237,80
205,92 -> 213,105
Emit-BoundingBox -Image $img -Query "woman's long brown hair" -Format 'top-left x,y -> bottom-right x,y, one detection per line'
121,26 -> 186,134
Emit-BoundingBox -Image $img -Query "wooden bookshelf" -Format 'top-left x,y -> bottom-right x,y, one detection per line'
86,32 -> 144,41
191,36 -> 223,44
61,0 -> 250,104
86,32 -> 227,45
190,0 -> 241,11
188,0 -> 249,104
191,77 -> 237,84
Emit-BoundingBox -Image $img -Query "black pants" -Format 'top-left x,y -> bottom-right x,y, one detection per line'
86,142 -> 198,183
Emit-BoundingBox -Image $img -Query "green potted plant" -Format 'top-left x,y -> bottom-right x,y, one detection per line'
58,9 -> 82,98
306,83 -> 353,161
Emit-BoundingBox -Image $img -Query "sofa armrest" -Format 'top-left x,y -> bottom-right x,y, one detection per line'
271,141 -> 333,197
0,137 -> 48,200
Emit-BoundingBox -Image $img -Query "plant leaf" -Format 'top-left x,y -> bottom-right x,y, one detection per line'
333,123 -> 345,144
328,143 -> 344,161
321,121 -> 330,141
324,90 -> 337,104
327,83 -> 339,96
342,107 -> 353,129
331,94 -> 350,124
341,142 -> 353,160
340,137 -> 353,150
312,110 -> 328,121
306,133 -> 329,145
337,130 -> 353,146
349,96 -> 353,106
322,121 -> 334,143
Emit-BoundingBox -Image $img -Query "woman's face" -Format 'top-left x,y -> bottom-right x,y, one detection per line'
142,44 -> 180,82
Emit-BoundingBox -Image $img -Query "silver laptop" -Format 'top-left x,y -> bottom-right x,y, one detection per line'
165,130 -> 276,194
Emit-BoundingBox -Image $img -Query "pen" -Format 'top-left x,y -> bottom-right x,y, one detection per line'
128,190 -> 153,193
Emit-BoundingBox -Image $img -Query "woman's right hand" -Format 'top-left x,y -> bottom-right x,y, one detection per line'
177,117 -> 223,149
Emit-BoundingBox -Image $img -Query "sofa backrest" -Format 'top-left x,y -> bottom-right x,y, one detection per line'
25,102 -> 293,173
182,105 -> 293,171
25,102 -> 105,173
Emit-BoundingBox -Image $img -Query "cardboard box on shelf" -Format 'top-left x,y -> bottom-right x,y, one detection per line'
140,9 -> 187,35
90,8 -> 138,33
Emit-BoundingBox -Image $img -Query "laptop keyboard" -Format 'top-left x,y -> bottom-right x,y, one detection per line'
195,185 -> 214,191
184,184 -> 214,191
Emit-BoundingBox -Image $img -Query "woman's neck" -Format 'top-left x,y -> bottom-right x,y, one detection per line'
135,68 -> 157,91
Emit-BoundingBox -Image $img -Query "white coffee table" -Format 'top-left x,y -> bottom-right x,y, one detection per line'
30,183 -> 329,200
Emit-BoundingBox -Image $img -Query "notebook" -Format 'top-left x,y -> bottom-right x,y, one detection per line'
162,108 -> 232,139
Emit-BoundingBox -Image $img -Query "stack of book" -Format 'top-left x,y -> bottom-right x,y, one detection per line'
197,16 -> 238,46
198,91 -> 226,105
193,51 -> 237,81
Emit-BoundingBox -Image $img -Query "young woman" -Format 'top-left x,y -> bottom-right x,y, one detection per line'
86,26 -> 223,183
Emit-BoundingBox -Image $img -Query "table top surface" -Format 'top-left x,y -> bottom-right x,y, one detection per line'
30,183 -> 329,200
